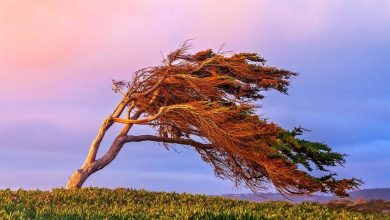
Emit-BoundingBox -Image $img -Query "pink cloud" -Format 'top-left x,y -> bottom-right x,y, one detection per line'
1,0 -> 389,133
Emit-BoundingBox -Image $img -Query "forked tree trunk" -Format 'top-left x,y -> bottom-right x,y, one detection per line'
65,76 -> 163,189
66,137 -> 125,189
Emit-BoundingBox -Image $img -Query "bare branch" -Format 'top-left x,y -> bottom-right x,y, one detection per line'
121,135 -> 213,150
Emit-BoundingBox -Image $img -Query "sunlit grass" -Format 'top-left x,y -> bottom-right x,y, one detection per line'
0,188 -> 388,219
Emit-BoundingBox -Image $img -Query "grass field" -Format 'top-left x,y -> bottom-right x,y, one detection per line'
0,188 -> 389,219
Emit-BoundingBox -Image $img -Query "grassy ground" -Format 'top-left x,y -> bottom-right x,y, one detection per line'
0,187 -> 389,219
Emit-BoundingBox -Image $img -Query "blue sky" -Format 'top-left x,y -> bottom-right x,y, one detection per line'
0,0 -> 389,194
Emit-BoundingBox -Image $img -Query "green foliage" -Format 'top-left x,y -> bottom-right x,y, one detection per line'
0,188 -> 387,219
274,127 -> 347,172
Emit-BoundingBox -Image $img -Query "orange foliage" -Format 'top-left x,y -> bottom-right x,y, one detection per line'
97,41 -> 360,196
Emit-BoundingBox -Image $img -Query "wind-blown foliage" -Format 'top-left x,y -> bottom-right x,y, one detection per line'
67,41 -> 360,197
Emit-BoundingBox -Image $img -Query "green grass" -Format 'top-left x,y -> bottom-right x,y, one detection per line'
0,188 -> 388,219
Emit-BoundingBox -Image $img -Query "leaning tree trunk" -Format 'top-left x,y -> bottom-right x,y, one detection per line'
65,72 -> 165,189
66,134 -> 126,189
65,97 -> 132,189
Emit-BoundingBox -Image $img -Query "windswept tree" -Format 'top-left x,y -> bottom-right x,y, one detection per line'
66,42 -> 360,197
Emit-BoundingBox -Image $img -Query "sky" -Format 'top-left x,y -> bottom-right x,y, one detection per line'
0,0 -> 389,195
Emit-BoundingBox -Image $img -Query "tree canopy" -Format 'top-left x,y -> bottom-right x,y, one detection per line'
67,41 -> 361,197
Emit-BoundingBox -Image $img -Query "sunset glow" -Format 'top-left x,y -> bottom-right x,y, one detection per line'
0,0 -> 389,194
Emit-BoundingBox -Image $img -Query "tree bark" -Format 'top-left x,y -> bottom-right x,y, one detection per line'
66,168 -> 92,189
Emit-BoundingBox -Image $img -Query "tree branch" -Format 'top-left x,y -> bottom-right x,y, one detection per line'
128,75 -> 167,101
112,104 -> 195,124
121,135 -> 213,150
119,88 -> 161,135
82,98 -> 129,167
87,134 -> 212,178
